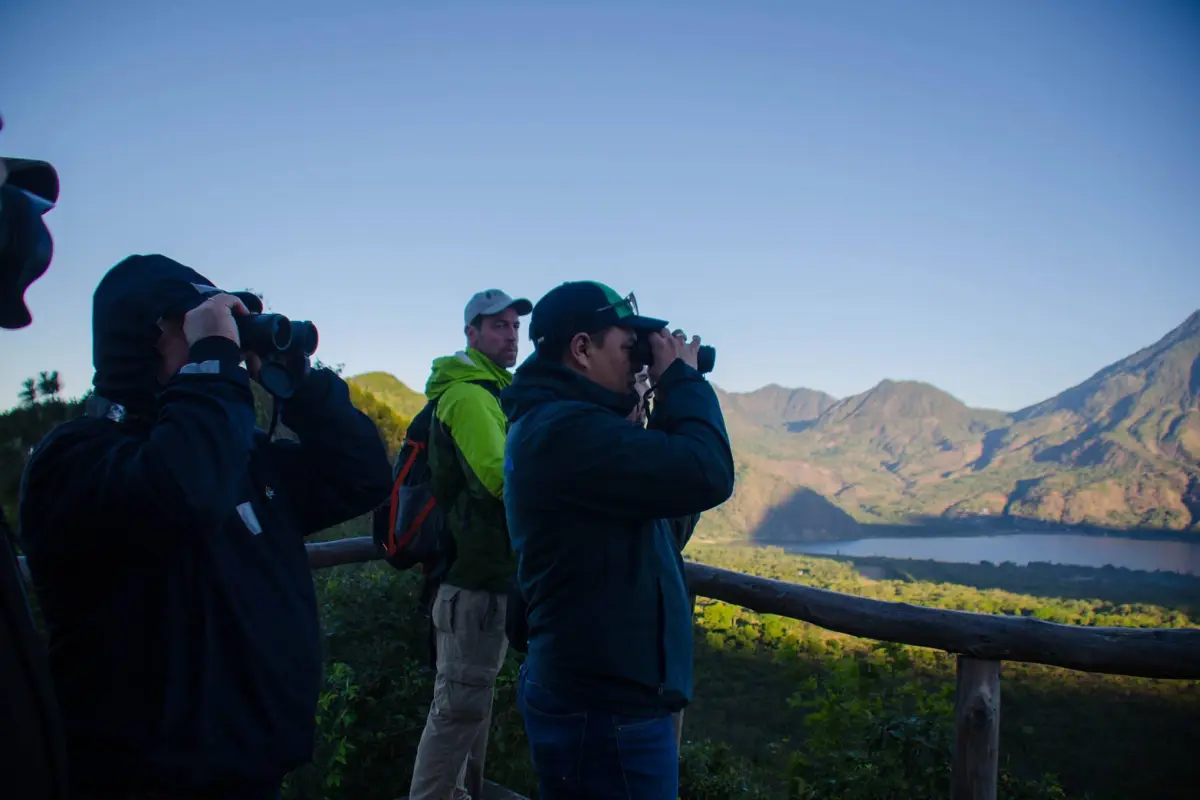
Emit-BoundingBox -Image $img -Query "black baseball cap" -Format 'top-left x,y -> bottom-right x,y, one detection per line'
529,280 -> 669,349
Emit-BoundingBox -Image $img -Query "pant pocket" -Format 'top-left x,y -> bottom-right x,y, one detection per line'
614,714 -> 678,799
519,679 -> 587,792
431,585 -> 460,634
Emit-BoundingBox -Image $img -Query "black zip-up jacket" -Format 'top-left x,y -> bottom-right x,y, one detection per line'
501,356 -> 734,716
16,255 -> 393,795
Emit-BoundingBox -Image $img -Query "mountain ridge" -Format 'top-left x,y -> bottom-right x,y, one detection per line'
704,310 -> 1200,539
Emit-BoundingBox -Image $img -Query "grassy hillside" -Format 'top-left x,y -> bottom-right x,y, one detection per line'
348,372 -> 427,419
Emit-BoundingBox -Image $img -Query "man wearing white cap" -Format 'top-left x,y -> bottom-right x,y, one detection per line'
408,289 -> 532,800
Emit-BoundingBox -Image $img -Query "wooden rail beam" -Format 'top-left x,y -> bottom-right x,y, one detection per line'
683,560 -> 1200,679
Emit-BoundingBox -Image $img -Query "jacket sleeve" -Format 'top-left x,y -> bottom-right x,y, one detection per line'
266,367 -> 395,536
667,513 -> 702,551
538,360 -> 735,520
19,337 -> 258,552
435,382 -> 508,500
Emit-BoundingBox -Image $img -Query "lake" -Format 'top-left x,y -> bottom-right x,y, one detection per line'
780,532 -> 1200,576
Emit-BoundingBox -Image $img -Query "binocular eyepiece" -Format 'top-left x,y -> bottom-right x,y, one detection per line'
236,313 -> 319,359
631,335 -> 716,375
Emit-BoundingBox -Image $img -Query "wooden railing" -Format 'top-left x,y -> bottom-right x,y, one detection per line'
303,536 -> 1200,800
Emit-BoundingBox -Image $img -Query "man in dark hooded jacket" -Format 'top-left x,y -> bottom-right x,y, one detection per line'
502,281 -> 734,799
17,254 -> 394,798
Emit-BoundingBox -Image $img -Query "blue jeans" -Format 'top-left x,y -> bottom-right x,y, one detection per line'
517,663 -> 678,799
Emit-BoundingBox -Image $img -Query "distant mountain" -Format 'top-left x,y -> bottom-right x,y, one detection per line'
716,384 -> 836,429
349,372 -> 427,419
701,311 -> 1200,541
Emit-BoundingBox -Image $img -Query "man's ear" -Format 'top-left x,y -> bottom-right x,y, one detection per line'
566,332 -> 590,368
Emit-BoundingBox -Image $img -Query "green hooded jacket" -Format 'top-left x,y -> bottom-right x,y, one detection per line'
425,348 -> 515,593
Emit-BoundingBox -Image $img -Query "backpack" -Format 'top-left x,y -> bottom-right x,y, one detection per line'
370,379 -> 502,663
372,397 -> 451,580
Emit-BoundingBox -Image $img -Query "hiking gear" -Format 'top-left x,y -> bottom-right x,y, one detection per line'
501,356 -> 733,716
426,350 -> 515,594
372,353 -> 511,590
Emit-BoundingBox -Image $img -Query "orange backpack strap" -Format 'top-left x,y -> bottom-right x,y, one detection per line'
385,441 -> 424,556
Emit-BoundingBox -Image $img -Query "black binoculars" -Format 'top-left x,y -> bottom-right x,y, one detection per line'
631,334 -> 716,375
236,313 -> 319,359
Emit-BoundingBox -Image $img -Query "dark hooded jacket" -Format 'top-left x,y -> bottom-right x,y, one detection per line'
16,255 -> 393,795
501,355 -> 734,716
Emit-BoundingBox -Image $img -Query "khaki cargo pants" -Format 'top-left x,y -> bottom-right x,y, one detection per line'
409,583 -> 508,800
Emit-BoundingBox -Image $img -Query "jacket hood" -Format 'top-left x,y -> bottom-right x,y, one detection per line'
90,254 -> 259,415
425,348 -> 513,401
501,352 -> 639,423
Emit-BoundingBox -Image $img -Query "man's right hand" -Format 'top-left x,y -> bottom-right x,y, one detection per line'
183,294 -> 250,347
647,328 -> 701,383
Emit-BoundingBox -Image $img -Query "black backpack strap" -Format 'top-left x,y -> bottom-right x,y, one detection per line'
468,378 -> 503,399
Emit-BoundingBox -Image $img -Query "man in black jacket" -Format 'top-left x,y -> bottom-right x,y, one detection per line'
501,281 -> 735,799
17,254 -> 394,798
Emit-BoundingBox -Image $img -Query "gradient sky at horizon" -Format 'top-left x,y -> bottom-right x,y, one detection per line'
2,0 -> 1198,411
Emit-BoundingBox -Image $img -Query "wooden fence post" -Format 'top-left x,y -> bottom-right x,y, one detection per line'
951,656 -> 1001,800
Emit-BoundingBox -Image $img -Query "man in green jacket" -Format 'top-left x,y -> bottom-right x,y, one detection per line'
408,288 -> 531,800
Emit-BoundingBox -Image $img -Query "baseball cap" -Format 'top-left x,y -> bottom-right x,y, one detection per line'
464,289 -> 533,325
528,281 -> 669,349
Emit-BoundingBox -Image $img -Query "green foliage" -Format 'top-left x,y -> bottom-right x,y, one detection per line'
289,533 -> 1198,799
677,740 -> 778,799
786,644 -> 1064,799
346,383 -> 411,460
348,372 -> 427,420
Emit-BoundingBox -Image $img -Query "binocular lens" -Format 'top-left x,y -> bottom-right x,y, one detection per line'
291,321 -> 319,357
237,313 -> 292,354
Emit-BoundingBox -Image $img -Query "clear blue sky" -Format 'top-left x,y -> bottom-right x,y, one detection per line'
2,0 -> 1197,412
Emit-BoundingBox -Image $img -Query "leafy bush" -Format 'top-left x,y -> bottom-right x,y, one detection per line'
785,643 -> 1066,799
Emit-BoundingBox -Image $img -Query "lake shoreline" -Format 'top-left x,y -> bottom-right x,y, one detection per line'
752,530 -> 1200,577
751,519 -> 1199,546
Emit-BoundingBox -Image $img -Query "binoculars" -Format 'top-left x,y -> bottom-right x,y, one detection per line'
630,334 -> 715,375
236,313 -> 319,401
236,313 -> 319,359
